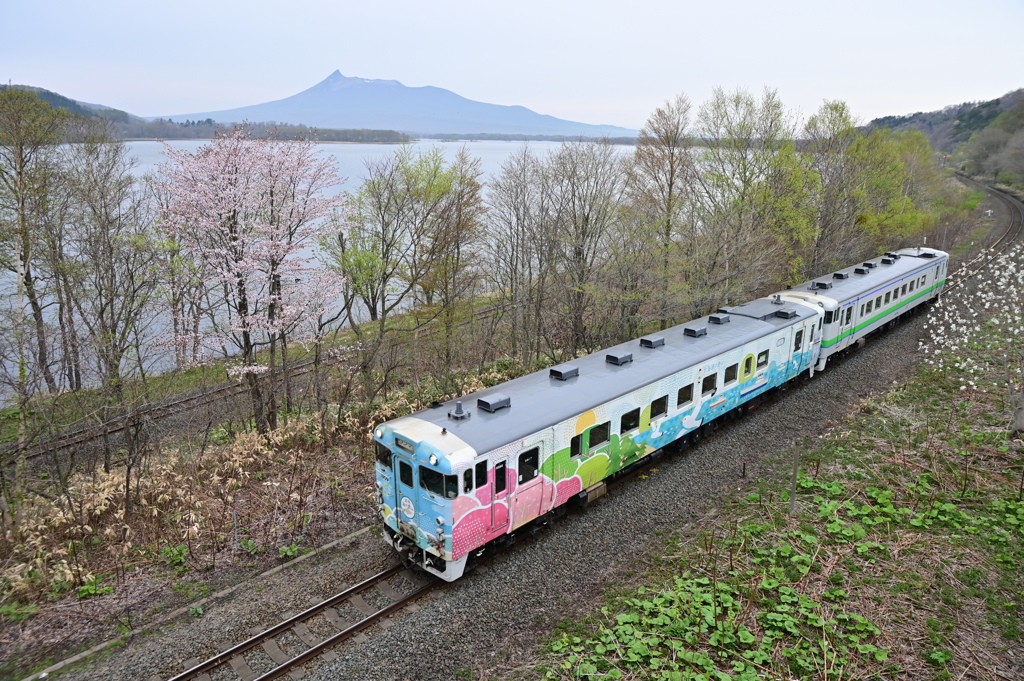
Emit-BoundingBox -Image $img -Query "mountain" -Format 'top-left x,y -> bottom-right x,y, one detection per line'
158,71 -> 638,138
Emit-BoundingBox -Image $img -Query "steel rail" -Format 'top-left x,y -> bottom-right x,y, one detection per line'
167,564 -> 414,681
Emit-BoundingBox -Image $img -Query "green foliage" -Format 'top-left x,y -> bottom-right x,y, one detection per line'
77,574 -> 114,599
0,602 -> 39,622
239,538 -> 261,555
189,604 -> 204,618
159,544 -> 189,574
278,542 -> 302,559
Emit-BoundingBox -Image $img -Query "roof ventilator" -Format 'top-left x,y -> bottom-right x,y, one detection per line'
683,326 -> 707,338
709,313 -> 731,324
477,393 -> 511,413
811,280 -> 833,290
884,252 -> 901,260
863,261 -> 877,269
448,400 -> 471,421
550,365 -> 579,381
919,251 -> 936,258
854,267 -> 868,275
833,272 -> 849,279
640,336 -> 665,348
881,257 -> 894,265
606,351 -> 633,366
775,308 -> 798,319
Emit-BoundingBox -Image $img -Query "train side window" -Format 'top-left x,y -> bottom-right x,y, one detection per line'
399,461 -> 413,487
463,469 -> 473,494
475,461 -> 487,489
651,395 -> 668,419
866,300 -> 873,314
701,373 -> 717,397
794,329 -> 803,352
884,292 -> 890,305
875,296 -> 882,308
724,363 -> 738,384
621,409 -> 641,433
677,384 -> 694,407
570,434 -> 582,458
518,448 -> 539,484
590,421 -> 611,448
744,356 -> 754,375
756,350 -> 769,368
845,308 -> 852,325
910,281 -> 915,292
902,284 -> 907,296
824,310 -> 835,324
860,304 -> 865,317
494,462 -> 507,494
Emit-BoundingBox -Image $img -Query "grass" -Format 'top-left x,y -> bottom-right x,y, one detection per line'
532,361 -> 1023,679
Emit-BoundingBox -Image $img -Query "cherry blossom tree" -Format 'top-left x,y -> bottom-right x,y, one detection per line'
157,127 -> 345,433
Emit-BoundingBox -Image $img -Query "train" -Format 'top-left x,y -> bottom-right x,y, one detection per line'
372,247 -> 949,581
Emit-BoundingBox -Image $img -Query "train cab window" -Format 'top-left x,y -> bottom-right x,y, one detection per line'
399,461 -> 413,487
677,384 -> 694,408
463,469 -> 473,494
824,310 -> 835,324
420,466 -> 458,499
884,292 -> 890,305
724,363 -> 738,384
794,329 -> 803,352
518,448 -> 540,484
701,373 -> 717,397
494,462 -> 507,494
591,421 -> 611,448
901,284 -> 907,296
845,308 -> 853,325
651,395 -> 668,419
570,434 -> 582,458
375,441 -> 392,466
621,408 -> 641,433
756,350 -> 769,369
475,461 -> 487,489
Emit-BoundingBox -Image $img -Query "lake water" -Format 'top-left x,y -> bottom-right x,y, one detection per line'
126,139 -> 585,191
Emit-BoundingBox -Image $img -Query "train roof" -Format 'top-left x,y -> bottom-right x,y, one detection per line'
783,247 -> 948,306
403,300 -> 819,456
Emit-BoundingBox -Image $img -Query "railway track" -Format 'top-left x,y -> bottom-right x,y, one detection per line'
163,565 -> 435,681
945,174 -> 1024,291
7,299 -> 513,463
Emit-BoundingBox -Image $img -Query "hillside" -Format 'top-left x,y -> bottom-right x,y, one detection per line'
158,70 -> 639,138
870,88 -> 1024,152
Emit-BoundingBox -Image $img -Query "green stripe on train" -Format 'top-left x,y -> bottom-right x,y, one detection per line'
820,279 -> 945,349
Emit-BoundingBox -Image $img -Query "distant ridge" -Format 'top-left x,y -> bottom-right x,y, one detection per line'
158,71 -> 638,138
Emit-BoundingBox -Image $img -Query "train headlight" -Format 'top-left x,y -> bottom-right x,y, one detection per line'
429,454 -> 438,465
436,516 -> 444,526
375,428 -> 383,439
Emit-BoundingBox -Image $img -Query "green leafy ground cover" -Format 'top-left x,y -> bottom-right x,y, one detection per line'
536,321 -> 1024,678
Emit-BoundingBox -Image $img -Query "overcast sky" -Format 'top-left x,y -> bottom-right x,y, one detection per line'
4,0 -> 1022,130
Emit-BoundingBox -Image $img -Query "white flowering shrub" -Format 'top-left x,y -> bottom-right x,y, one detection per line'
920,243 -> 1024,432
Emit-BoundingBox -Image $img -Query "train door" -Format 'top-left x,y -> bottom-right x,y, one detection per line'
489,458 -> 510,533
511,432 -> 554,530
393,451 -> 419,541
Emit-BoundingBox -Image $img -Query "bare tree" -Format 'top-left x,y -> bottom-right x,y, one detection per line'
627,94 -> 694,327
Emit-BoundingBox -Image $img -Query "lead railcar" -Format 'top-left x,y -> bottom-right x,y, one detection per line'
372,247 -> 948,581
